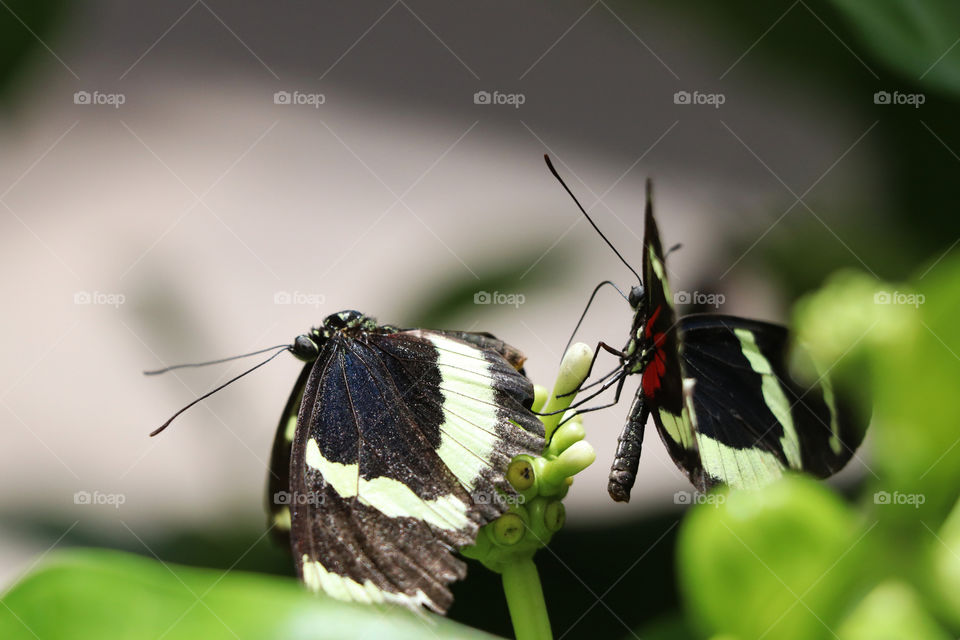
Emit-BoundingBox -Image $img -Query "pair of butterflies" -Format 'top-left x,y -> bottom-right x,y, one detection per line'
151,157 -> 866,613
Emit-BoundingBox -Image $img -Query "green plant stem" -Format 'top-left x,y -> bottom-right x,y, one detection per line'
501,558 -> 552,640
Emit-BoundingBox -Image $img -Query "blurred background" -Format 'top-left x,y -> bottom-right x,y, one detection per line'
2,0 -> 958,637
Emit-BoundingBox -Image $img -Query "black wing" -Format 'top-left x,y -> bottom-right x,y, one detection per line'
640,197 -> 698,459
289,329 -> 543,612
675,314 -> 866,491
266,362 -> 311,547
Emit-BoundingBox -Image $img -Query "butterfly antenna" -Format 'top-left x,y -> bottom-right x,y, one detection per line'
544,154 -> 642,283
562,280 -> 628,360
144,344 -> 291,375
149,346 -> 291,437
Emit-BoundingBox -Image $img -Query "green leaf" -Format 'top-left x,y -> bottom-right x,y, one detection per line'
0,549 -> 500,640
828,0 -> 960,97
929,496 -> 960,627
677,476 -> 869,640
836,580 -> 952,640
794,263 -> 960,524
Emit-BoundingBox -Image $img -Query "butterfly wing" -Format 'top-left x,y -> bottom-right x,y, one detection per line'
435,330 -> 528,373
266,362 -> 311,547
289,329 -> 543,612
675,314 -> 867,490
639,197 -> 699,464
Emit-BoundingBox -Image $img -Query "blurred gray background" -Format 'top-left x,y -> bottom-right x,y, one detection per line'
4,0 -> 933,614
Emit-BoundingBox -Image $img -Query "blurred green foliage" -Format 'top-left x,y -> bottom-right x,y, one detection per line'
0,0 -> 66,101
0,549 -> 497,640
829,0 -> 960,98
669,255 -> 960,640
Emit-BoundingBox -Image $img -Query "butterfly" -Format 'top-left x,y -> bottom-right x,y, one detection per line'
151,310 -> 544,612
543,156 -> 867,501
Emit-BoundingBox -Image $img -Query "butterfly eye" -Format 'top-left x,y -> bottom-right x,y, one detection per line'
628,285 -> 644,309
292,335 -> 320,361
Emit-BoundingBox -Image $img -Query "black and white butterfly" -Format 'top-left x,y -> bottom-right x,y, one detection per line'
544,156 -> 867,501
151,310 -> 544,612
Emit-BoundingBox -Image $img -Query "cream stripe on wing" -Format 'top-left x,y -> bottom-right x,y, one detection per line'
305,438 -> 470,531
427,334 -> 501,491
685,378 -> 783,489
734,328 -> 802,469
301,555 -> 435,609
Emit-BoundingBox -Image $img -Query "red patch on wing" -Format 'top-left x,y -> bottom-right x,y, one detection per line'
644,305 -> 662,339
641,304 -> 667,398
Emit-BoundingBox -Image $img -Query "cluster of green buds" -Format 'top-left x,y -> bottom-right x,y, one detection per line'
462,343 -> 597,640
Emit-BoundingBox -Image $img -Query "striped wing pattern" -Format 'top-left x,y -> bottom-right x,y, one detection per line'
675,314 -> 864,491
611,190 -> 866,499
280,329 -> 543,612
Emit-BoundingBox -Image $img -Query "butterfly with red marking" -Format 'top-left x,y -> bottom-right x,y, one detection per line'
543,155 -> 868,500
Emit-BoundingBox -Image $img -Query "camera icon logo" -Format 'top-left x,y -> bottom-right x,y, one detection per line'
873,91 -> 891,105
74,291 -> 91,304
74,490 -> 92,504
674,490 -> 692,504
873,291 -> 891,305
274,291 -> 292,305
474,90 -> 492,105
674,290 -> 691,305
274,91 -> 292,105
474,291 -> 492,304
74,91 -> 91,105
273,491 -> 292,505
873,490 -> 891,504
673,91 -> 691,105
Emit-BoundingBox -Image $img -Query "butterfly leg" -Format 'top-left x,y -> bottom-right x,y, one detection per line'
536,341 -> 627,419
554,372 -> 629,428
608,392 -> 649,502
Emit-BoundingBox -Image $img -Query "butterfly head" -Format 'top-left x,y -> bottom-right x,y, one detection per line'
621,285 -> 651,363
297,311 -> 383,357
291,334 -> 321,362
